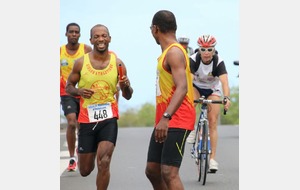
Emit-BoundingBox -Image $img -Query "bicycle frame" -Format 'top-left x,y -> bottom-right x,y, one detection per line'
197,103 -> 211,155
191,96 -> 226,185
195,101 -> 210,185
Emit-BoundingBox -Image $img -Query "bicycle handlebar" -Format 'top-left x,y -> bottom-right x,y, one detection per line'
194,97 -> 227,115
193,99 -> 223,104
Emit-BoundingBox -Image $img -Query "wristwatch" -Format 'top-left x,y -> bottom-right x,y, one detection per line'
163,112 -> 172,120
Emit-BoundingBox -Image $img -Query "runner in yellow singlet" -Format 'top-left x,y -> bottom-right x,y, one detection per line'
60,22 -> 92,172
145,10 -> 196,190
65,24 -> 133,190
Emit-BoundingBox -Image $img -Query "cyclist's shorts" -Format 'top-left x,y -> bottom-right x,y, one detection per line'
193,84 -> 222,98
77,118 -> 118,153
147,128 -> 190,167
60,95 -> 80,116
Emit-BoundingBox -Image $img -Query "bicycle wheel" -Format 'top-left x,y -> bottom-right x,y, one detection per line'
198,121 -> 209,185
194,124 -> 201,181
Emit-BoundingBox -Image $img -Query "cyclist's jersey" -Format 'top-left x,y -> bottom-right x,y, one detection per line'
155,43 -> 195,130
60,43 -> 85,97
77,53 -> 119,123
190,53 -> 227,95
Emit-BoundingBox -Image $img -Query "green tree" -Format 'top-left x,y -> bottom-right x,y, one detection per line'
136,103 -> 155,126
118,102 -> 155,127
118,108 -> 138,127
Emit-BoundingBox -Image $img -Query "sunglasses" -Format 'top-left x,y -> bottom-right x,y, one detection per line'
200,48 -> 214,52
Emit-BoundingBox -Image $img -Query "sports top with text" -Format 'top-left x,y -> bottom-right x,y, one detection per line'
60,43 -> 85,97
77,52 -> 119,123
155,43 -> 195,130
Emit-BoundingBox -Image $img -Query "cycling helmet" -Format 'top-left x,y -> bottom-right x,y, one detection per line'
197,35 -> 217,47
178,36 -> 190,44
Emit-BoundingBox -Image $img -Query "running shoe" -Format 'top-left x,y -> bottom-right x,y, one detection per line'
209,159 -> 218,173
186,130 -> 196,144
67,158 -> 77,172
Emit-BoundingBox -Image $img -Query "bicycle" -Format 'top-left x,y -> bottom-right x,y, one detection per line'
190,96 -> 227,185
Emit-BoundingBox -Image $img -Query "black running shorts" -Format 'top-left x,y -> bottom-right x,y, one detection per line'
77,118 -> 118,153
147,128 -> 190,167
60,95 -> 80,116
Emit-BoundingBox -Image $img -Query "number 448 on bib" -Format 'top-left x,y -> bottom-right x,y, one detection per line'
87,103 -> 113,122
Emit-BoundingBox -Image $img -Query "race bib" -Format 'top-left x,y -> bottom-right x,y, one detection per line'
87,103 -> 113,122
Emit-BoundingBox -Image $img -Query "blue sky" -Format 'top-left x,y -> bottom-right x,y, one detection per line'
60,0 -> 239,111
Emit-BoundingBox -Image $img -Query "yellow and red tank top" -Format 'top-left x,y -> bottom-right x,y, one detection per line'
77,53 -> 119,123
155,43 -> 195,130
60,43 -> 85,97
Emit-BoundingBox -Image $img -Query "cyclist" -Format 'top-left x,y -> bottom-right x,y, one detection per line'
187,35 -> 231,172
60,22 -> 92,171
178,36 -> 194,56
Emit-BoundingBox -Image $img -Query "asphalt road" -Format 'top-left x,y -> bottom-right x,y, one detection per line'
60,125 -> 239,190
